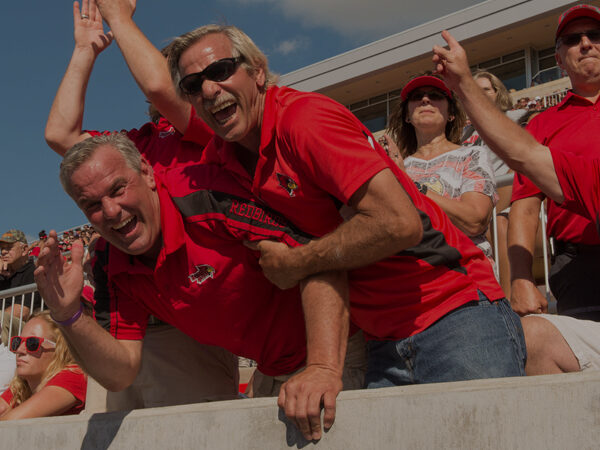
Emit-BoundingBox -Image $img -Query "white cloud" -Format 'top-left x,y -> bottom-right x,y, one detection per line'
272,37 -> 309,55
220,0 -> 485,39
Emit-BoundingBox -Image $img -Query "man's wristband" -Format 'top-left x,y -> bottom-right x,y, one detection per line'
51,303 -> 84,327
414,181 -> 428,195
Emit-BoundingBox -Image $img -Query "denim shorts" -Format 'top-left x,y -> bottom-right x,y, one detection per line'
365,295 -> 527,388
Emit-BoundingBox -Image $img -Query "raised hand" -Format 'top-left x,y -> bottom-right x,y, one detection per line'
96,0 -> 136,25
432,30 -> 472,92
73,0 -> 113,56
34,230 -> 84,322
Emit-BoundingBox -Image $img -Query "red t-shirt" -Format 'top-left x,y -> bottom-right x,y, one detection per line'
195,86 -> 504,341
511,92 -> 600,244
551,148 -> 600,237
1,366 -> 87,415
91,170 -> 307,377
86,107 -> 213,174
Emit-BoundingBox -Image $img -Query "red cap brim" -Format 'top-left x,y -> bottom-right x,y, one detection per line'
400,76 -> 453,101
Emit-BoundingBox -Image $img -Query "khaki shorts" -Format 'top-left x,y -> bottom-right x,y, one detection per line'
86,324 -> 239,412
537,313 -> 600,371
252,330 -> 367,397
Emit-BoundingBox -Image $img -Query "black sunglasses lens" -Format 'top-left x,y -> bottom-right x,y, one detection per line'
204,60 -> 236,82
562,33 -> 582,46
588,30 -> 600,43
10,337 -> 21,352
180,75 -> 203,95
428,92 -> 446,100
409,91 -> 445,101
180,58 -> 239,95
25,337 -> 41,352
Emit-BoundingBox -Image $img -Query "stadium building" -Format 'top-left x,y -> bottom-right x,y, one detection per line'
280,0 -> 600,134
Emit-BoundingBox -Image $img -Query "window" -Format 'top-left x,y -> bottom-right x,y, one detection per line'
352,101 -> 387,133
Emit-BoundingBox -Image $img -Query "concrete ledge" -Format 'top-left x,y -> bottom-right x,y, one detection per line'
2,372 -> 600,449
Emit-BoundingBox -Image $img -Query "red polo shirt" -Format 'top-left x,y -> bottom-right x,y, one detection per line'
512,92 -> 600,244
551,148 -> 600,237
195,86 -> 504,341
91,171 -> 307,377
86,107 -> 213,173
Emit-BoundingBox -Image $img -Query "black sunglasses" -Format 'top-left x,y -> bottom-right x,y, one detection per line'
557,29 -> 600,47
10,336 -> 56,354
408,90 -> 448,102
179,57 -> 244,96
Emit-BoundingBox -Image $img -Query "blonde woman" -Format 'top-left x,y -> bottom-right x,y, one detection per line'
0,311 -> 86,420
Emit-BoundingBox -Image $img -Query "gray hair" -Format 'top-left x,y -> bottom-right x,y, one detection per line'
168,24 -> 278,97
60,133 -> 142,196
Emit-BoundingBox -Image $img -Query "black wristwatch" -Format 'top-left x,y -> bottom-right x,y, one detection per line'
414,181 -> 428,195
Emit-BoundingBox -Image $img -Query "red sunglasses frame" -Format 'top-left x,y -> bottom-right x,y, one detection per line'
9,336 -> 56,354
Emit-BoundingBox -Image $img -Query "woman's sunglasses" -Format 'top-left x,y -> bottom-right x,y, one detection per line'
179,57 -> 244,96
10,336 -> 56,354
407,90 -> 448,102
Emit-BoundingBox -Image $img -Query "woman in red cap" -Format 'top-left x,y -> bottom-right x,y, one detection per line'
382,74 -> 497,266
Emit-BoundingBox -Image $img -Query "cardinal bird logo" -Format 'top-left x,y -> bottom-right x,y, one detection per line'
276,173 -> 299,197
159,126 -> 176,138
189,264 -> 216,285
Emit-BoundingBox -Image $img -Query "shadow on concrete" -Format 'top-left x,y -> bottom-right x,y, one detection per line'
278,408 -> 314,448
80,410 -> 131,450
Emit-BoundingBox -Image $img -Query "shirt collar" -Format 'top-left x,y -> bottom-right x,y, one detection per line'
558,90 -> 600,108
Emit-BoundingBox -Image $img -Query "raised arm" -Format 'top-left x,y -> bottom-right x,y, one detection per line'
432,30 -> 564,203
34,231 -> 142,391
96,0 -> 191,134
45,0 -> 113,155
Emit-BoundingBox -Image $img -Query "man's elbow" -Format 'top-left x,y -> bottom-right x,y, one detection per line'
388,212 -> 423,249
101,369 -> 139,392
44,126 -> 69,156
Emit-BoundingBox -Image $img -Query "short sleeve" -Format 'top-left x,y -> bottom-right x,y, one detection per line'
459,146 -> 498,205
46,367 -> 87,405
1,388 -> 13,406
277,96 -> 388,204
551,148 -> 600,222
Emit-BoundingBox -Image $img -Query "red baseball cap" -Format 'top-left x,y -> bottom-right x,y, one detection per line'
400,75 -> 453,101
556,4 -> 600,39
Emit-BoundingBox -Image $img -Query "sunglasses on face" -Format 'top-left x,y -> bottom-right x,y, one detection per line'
557,29 -> 600,47
407,90 -> 448,102
10,336 -> 56,354
179,57 -> 244,96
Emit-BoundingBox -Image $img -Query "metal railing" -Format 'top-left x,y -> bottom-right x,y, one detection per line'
0,283 -> 44,345
542,89 -> 568,108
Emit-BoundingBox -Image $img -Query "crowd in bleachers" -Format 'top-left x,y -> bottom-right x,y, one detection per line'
2,1 -> 600,443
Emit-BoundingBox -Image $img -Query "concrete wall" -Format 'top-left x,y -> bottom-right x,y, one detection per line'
2,372 -> 599,449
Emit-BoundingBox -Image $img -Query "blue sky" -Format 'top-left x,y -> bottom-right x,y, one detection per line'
0,0 -> 483,243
